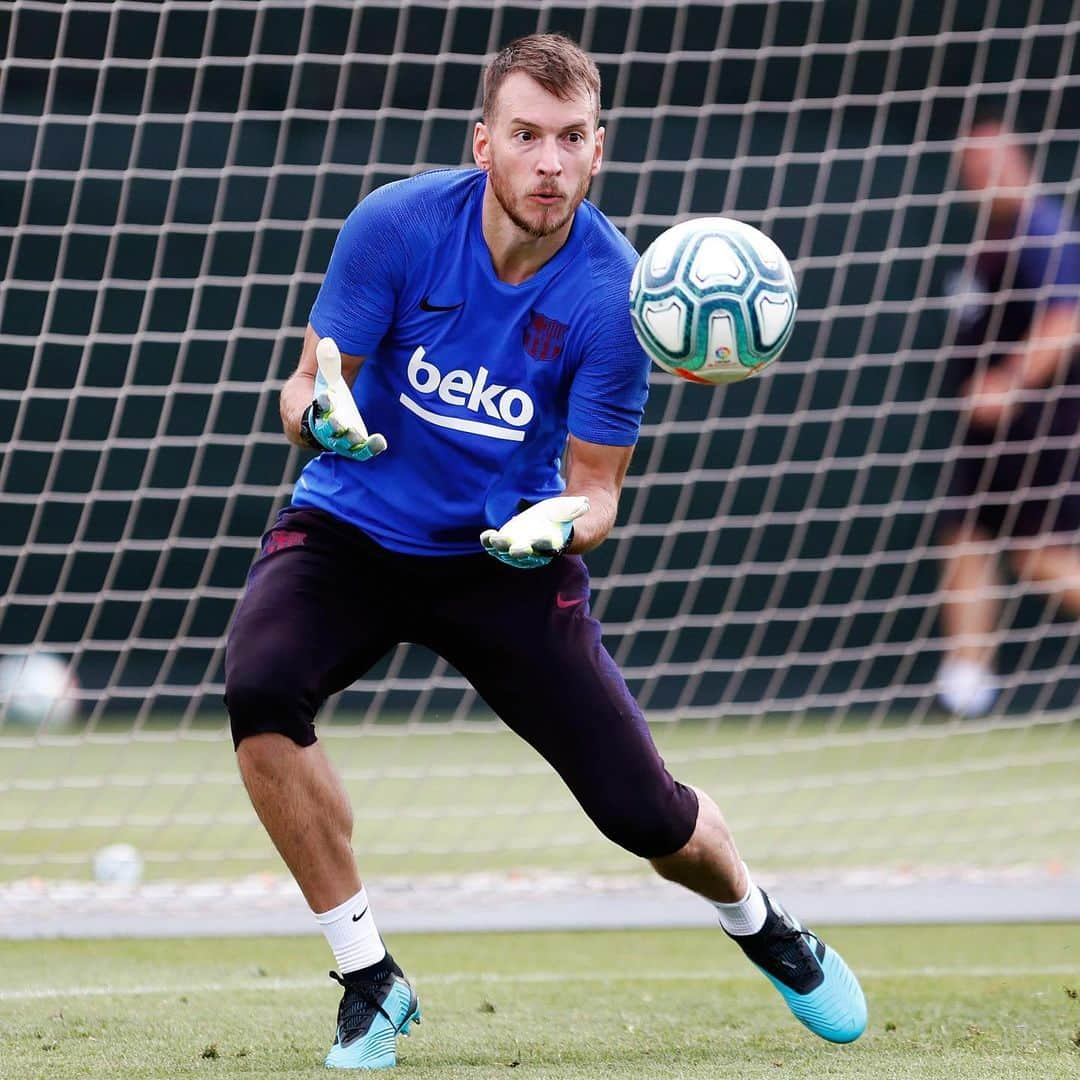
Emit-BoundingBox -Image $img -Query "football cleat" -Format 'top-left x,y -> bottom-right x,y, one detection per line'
728,891 -> 867,1043
325,954 -> 421,1070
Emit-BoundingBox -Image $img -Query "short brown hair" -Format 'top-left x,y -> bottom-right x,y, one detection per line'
482,33 -> 601,125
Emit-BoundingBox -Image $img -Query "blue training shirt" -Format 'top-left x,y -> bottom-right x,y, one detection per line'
946,195 -> 1080,445
294,168 -> 650,555
951,195 -> 1080,362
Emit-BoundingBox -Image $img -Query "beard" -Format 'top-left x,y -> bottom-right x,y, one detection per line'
487,161 -> 591,239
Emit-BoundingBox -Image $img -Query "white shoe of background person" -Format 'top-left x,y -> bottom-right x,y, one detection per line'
936,658 -> 998,717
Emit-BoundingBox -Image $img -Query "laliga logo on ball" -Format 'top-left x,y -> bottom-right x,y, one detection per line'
630,216 -> 798,385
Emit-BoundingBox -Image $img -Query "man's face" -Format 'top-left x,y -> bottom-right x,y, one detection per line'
474,71 -> 604,239
959,123 -> 1031,223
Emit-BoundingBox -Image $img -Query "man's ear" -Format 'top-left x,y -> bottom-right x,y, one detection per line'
591,126 -> 605,177
473,121 -> 491,171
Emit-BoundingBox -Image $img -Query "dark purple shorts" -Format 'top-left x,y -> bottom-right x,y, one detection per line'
225,506 -> 698,859
942,440 -> 1080,538
942,397 -> 1080,540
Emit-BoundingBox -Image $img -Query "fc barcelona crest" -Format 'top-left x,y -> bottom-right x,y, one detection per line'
523,310 -> 568,361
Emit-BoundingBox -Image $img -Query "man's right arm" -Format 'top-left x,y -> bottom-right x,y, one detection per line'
281,324 -> 367,448
965,302 -> 1079,430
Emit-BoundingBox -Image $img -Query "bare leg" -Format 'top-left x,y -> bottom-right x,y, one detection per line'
236,732 -> 360,912
1010,543 -> 1080,616
650,790 -> 867,1043
648,786 -> 747,902
940,524 -> 1001,666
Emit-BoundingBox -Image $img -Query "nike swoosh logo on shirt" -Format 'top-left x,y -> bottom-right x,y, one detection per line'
351,906 -> 369,922
556,595 -> 584,609
419,296 -> 464,312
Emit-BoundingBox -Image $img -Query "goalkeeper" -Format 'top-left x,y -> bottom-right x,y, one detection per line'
225,33 -> 865,1071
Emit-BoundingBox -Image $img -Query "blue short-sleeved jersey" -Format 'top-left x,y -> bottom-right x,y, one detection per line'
293,168 -> 650,555
951,196 -> 1080,361
945,195 -> 1080,446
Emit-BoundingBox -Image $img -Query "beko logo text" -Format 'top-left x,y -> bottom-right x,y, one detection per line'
399,346 -> 534,441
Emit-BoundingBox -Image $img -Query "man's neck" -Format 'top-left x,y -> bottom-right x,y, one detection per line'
480,182 -> 572,285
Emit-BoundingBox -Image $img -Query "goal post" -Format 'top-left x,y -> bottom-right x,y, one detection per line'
1,0 -> 1077,932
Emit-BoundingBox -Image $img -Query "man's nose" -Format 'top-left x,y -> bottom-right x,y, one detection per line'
536,137 -> 563,175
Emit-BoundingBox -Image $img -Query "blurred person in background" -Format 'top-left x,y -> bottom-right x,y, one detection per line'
937,115 -> 1080,717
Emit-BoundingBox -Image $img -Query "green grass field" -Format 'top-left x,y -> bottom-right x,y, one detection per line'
3,716 -> 1078,883
3,924 -> 1078,1078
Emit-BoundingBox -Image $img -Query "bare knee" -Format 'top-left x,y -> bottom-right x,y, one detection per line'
236,730 -> 296,776
650,787 -> 723,866
1008,543 -> 1071,582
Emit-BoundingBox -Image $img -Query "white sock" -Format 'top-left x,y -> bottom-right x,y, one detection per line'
711,863 -> 768,936
314,887 -> 386,974
937,658 -> 996,717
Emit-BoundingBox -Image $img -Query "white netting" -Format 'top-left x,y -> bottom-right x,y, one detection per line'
1,1 -> 1077,922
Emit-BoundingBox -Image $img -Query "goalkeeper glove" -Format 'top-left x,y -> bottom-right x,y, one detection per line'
480,496 -> 590,569
300,337 -> 388,462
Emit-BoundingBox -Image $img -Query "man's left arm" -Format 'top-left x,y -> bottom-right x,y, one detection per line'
479,436 -> 633,568
967,302 -> 1079,428
481,265 -> 647,568
560,435 -> 633,554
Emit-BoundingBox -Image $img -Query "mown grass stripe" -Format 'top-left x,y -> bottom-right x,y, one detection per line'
2,963 -> 1076,1002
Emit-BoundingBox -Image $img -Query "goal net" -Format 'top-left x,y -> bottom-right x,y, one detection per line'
2,0 -> 1077,934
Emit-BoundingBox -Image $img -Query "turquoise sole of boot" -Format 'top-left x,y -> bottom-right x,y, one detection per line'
324,987 -> 421,1070
760,947 -> 867,1043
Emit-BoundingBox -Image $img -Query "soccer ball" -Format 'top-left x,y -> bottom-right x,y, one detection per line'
629,216 -> 798,385
0,653 -> 79,730
93,843 -> 144,885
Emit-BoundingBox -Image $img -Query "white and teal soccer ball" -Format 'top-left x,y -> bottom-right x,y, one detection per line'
629,216 -> 798,385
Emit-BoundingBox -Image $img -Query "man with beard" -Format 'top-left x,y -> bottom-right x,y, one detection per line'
225,34 -> 866,1070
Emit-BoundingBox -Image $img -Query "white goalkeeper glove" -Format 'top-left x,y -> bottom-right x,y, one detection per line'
300,337 -> 388,462
480,496 -> 590,569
